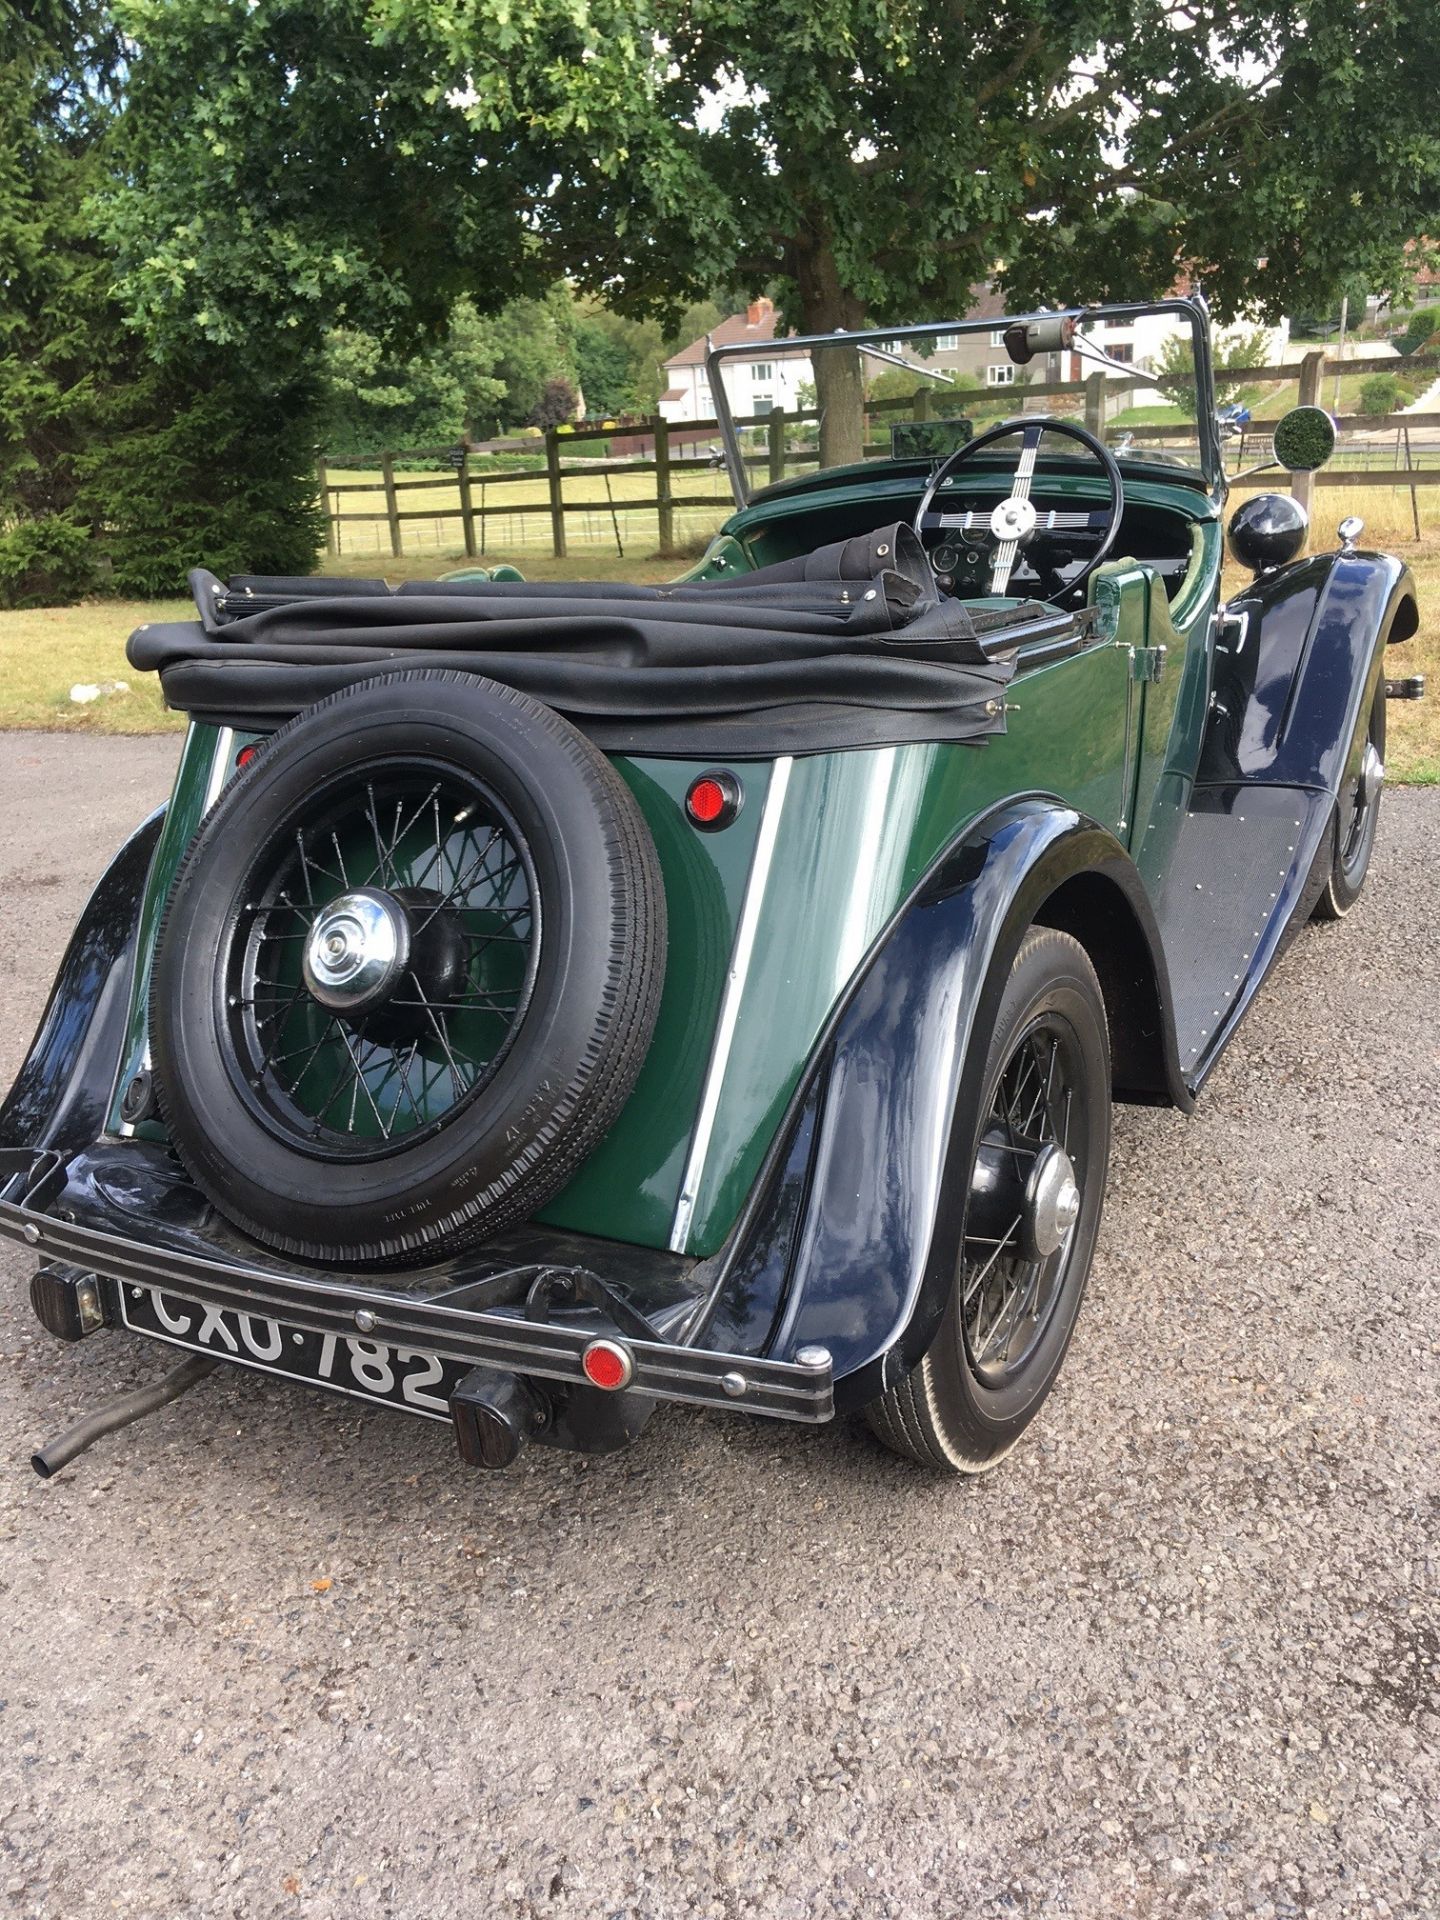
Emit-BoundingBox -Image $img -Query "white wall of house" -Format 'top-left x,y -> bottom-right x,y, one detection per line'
659,353 -> 813,425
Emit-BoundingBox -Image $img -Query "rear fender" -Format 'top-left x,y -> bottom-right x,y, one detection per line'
0,810 -> 164,1157
693,800 -> 1186,1408
1204,550 -> 1418,793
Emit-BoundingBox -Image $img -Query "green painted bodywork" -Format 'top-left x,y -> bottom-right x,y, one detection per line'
115,457 -> 1224,1260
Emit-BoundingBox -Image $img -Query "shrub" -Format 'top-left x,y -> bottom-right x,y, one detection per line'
0,513 -> 96,608
78,363 -> 325,596
1397,306 -> 1440,356
1357,372 -> 1405,415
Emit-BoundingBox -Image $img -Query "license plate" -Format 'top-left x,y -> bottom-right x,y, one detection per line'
118,1284 -> 471,1422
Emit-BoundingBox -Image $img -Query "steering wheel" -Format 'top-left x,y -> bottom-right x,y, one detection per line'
912,415 -> 1124,599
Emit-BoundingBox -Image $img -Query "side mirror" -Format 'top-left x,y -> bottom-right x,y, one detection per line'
1273,405 -> 1336,472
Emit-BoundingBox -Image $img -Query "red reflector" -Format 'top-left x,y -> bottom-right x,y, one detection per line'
685,771 -> 741,831
235,744 -> 260,769
581,1339 -> 633,1391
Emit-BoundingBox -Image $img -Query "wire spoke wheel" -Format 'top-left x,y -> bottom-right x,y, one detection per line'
960,1014 -> 1087,1389
226,760 -> 540,1159
150,670 -> 666,1265
864,927 -> 1111,1474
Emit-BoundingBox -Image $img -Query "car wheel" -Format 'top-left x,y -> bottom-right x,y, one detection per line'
865,927 -> 1112,1473
1313,682 -> 1385,921
150,669 -> 665,1267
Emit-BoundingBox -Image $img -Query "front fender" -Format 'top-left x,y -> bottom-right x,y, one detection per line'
0,809 -> 163,1157
694,800 -> 1183,1409
1205,549 -> 1418,793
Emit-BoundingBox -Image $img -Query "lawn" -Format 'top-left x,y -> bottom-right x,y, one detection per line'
2,511 -> 1436,781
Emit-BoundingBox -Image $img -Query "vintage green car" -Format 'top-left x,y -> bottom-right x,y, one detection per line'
1,297 -> 1422,1478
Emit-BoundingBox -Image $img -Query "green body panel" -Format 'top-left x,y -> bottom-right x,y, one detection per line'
111,460 -> 1224,1261
680,636 -> 1140,1255
535,757 -> 766,1244
107,723 -> 251,1138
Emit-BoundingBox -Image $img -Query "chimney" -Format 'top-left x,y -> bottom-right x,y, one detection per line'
746,296 -> 774,328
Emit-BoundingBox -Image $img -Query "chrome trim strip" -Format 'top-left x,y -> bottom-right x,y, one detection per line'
668,755 -> 793,1254
201,726 -> 235,814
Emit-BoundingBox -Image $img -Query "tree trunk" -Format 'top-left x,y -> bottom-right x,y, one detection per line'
795,242 -> 867,471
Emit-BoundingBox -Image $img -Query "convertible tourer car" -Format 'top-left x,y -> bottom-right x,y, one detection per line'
1,296 -> 1422,1478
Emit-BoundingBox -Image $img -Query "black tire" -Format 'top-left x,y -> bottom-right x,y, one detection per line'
150,670 -> 666,1266
865,927 -> 1111,1473
1313,682 -> 1386,922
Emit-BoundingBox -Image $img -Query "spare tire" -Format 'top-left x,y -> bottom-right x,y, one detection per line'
150,669 -> 666,1266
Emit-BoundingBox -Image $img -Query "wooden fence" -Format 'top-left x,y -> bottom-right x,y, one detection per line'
316,350 -> 1440,563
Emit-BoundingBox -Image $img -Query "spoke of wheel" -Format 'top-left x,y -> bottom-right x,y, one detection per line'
256,981 -> 308,1034
411,827 -> 504,930
383,1040 -> 425,1132
962,1212 -> 1023,1308
332,1024 -> 390,1139
364,784 -> 397,888
309,1037 -> 364,1134
414,988 -> 472,1103
295,832 -> 317,906
1020,1039 -> 1050,1138
998,1258 -> 1046,1363
272,1014 -> 341,1095
329,831 -> 350,890
382,784 -> 443,881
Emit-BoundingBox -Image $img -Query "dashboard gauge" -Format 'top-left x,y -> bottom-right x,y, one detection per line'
932,543 -> 961,574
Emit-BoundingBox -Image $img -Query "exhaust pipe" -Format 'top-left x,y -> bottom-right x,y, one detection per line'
32,1353 -> 218,1479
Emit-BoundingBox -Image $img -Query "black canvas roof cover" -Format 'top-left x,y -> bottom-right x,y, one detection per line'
126,525 -> 1060,755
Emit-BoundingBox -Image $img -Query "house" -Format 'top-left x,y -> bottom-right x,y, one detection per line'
656,286 -> 1288,424
658,297 -> 809,424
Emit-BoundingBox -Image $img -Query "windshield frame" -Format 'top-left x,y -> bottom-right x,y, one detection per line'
703,296 -> 1221,505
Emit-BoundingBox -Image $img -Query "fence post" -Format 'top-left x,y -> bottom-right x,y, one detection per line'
380,453 -> 402,558
1291,351 -> 1327,526
768,407 -> 787,486
545,430 -> 567,558
316,458 -> 337,558
457,453 -> 478,558
652,415 -> 675,555
1084,373 -> 1106,436
912,387 -> 933,422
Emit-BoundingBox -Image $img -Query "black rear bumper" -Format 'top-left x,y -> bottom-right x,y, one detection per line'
0,1145 -> 834,1440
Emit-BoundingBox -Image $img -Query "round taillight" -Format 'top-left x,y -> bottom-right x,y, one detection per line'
580,1338 -> 634,1391
235,743 -> 260,769
685,770 -> 742,831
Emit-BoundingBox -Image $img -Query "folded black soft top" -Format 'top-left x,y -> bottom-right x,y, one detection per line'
127,524 -> 1081,755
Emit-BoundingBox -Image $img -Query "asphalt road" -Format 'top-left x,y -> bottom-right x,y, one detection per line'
1,733 -> 1436,1920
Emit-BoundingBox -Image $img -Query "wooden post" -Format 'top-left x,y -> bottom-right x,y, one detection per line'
652,414 -> 675,555
1402,422 -> 1421,542
912,387 -> 933,421
1291,351 -> 1327,525
767,407 -> 786,486
545,430 -> 567,558
457,453 -> 478,558
1084,372 -> 1106,437
380,454 -> 402,558
316,458 -> 337,558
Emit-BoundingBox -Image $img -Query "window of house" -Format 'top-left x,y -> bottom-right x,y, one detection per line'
1106,342 -> 1134,363
987,363 -> 1016,385
990,329 -> 1006,346
752,393 -> 775,413
750,363 -> 773,381
935,334 -> 959,350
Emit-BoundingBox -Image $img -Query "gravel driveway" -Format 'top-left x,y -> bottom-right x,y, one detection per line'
1,734 -> 1436,1920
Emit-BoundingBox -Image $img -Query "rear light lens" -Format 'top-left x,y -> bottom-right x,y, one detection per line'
235,743 -> 260,769
685,770 -> 742,831
580,1338 -> 634,1391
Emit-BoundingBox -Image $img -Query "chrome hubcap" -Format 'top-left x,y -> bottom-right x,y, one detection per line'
1022,1144 -> 1081,1259
1357,740 -> 1384,814
302,889 -> 410,1014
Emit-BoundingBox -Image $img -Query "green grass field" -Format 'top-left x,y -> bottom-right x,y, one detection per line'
3,488 -> 1437,780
